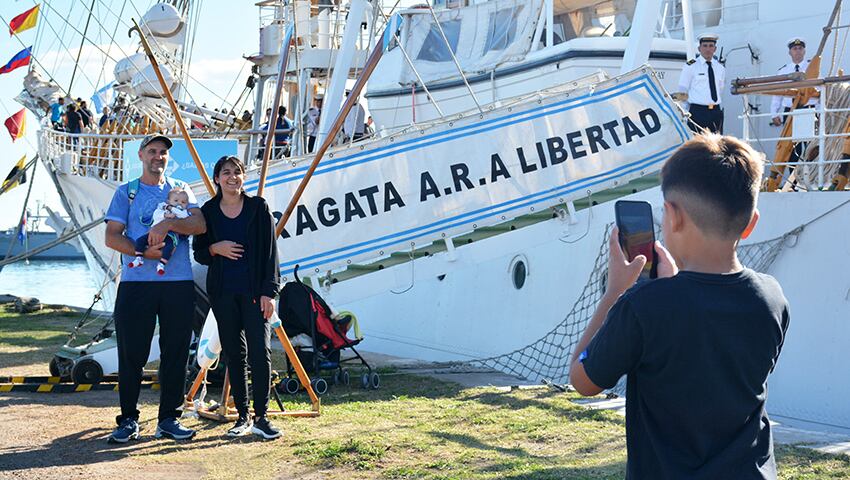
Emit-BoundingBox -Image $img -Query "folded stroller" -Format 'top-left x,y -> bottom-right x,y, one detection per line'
277,267 -> 379,395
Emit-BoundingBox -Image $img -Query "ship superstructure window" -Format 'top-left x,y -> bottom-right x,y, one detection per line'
416,19 -> 461,62
484,6 -> 522,52
551,0 -> 636,40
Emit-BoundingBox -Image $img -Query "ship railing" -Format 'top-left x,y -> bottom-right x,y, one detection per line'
739,84 -> 850,189
39,128 -> 294,182
662,1 -> 759,34
39,129 -> 137,183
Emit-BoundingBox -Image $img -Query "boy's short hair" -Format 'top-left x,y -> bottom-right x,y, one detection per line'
661,134 -> 763,239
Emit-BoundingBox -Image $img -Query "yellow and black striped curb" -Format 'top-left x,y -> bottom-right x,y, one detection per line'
0,382 -> 160,393
0,374 -> 158,384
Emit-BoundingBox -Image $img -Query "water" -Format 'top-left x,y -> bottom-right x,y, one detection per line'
0,260 -> 103,309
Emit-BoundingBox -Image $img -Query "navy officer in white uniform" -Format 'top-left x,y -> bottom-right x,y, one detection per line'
770,37 -> 818,126
677,33 -> 726,134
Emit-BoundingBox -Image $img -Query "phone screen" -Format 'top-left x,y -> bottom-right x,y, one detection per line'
615,201 -> 657,280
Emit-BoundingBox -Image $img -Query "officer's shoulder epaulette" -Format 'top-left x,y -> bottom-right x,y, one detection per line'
686,59 -> 696,65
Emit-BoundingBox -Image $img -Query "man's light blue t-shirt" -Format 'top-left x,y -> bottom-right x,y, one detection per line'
50,103 -> 62,123
105,178 -> 199,282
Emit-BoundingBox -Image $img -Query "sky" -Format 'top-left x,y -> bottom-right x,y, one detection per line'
0,0 -> 259,229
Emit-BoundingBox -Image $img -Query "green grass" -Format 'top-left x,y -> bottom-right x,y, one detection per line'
1,305 -> 849,479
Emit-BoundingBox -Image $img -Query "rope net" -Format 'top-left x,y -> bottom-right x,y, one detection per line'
456,223 -> 797,385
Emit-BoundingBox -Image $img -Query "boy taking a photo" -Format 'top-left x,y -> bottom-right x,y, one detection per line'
570,134 -> 790,479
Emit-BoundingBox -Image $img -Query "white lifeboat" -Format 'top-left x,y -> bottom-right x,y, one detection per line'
131,63 -> 175,98
114,52 -> 149,85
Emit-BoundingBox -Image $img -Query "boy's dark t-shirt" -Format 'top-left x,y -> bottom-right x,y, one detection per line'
582,268 -> 789,480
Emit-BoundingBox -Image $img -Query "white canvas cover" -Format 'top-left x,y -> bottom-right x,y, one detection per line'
400,0 -> 544,85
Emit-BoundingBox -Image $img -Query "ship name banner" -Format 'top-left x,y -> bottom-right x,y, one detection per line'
252,73 -> 689,278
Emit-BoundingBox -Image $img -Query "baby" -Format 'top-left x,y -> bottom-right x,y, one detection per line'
128,187 -> 191,275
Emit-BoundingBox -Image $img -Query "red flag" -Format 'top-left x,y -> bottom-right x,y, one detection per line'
4,109 -> 26,141
9,6 -> 39,36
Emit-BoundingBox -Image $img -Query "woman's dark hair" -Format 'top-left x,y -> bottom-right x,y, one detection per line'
212,155 -> 247,198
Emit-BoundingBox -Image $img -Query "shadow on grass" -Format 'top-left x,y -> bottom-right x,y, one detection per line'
494,462 -> 626,480
463,389 -> 625,426
428,430 -> 532,458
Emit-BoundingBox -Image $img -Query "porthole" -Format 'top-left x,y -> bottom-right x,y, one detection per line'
512,260 -> 527,290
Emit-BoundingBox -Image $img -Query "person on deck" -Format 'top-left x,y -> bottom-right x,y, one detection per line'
343,91 -> 366,142
676,34 -> 726,134
306,95 -> 322,153
274,106 -> 293,158
193,155 -> 282,440
78,99 -> 94,130
99,106 -> 112,129
771,37 -> 818,126
49,97 -> 64,130
104,135 -> 207,444
569,134 -> 790,479
64,104 -> 83,146
770,37 -> 819,189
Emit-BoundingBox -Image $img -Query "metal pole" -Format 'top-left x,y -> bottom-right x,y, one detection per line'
275,38 -> 385,239
426,4 -> 483,113
681,0 -> 695,60
257,24 -> 295,198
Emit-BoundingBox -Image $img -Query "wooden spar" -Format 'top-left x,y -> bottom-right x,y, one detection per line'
274,39 -> 386,239
129,19 -> 215,197
257,25 -> 295,198
732,72 -> 806,88
765,0 -> 843,192
733,75 -> 850,95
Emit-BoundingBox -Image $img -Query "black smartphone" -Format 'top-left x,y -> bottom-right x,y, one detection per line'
614,200 -> 658,280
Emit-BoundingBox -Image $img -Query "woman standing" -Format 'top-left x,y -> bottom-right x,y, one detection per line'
193,156 -> 281,439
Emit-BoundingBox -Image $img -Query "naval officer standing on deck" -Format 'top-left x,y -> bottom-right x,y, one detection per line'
676,33 -> 725,133
771,37 -> 818,126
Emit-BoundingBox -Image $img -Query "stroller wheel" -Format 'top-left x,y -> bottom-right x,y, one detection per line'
331,370 -> 341,385
369,372 -> 381,390
71,358 -> 103,384
49,356 -> 72,379
311,378 -> 329,396
281,377 -> 300,395
341,369 -> 350,386
361,373 -> 370,389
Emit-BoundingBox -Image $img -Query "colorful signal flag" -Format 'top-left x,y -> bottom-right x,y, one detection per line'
2,155 -> 27,193
0,47 -> 32,75
4,109 -> 26,142
9,5 -> 40,36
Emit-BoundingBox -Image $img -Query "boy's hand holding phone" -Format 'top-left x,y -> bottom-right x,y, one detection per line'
606,227 -> 648,297
606,228 -> 679,299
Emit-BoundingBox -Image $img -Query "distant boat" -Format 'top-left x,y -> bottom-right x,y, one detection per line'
0,205 -> 84,261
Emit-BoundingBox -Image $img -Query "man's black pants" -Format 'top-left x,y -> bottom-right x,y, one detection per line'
688,104 -> 724,134
211,293 -> 272,417
114,281 -> 194,423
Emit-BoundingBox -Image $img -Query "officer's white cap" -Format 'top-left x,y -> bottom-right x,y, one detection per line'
787,37 -> 806,48
698,33 -> 719,43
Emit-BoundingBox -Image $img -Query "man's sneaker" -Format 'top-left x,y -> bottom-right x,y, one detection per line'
108,418 -> 140,444
251,416 -> 281,439
155,417 -> 195,440
226,414 -> 253,438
